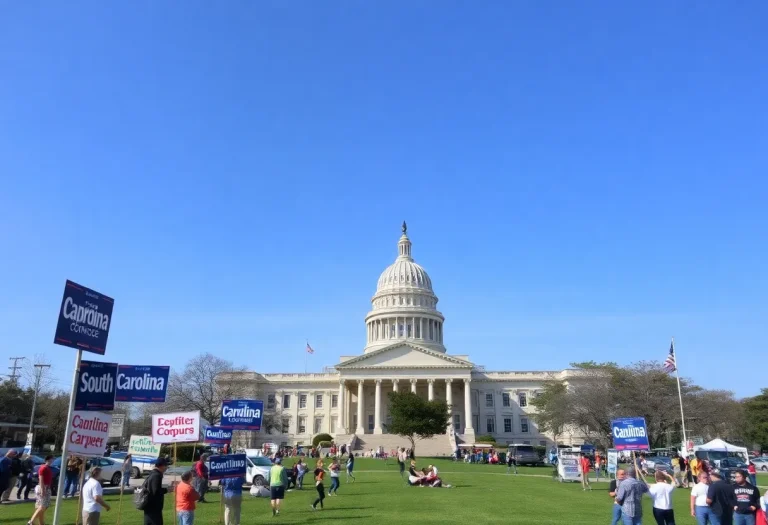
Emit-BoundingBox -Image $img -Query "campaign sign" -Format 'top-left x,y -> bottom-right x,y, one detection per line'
75,360 -> 118,411
557,450 -> 581,481
220,399 -> 263,430
611,417 -> 650,451
152,411 -> 200,444
208,454 -> 247,480
115,365 -> 170,402
68,411 -> 112,457
204,426 -> 233,444
127,435 -> 162,462
607,449 -> 619,475
54,280 -> 115,355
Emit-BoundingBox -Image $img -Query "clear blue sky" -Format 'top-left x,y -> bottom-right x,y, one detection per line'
1,2 -> 766,398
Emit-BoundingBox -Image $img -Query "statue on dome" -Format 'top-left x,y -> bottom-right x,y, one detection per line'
402,221 -> 407,234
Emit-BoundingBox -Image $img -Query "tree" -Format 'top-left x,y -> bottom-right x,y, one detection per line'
744,389 -> 768,450
166,353 -> 248,424
36,391 -> 69,452
387,391 -> 450,454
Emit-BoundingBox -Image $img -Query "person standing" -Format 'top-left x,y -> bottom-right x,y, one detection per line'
143,458 -> 170,525
506,452 -> 518,475
646,469 -> 677,525
64,454 -> 84,498
747,463 -> 757,488
0,449 -> 19,502
609,469 -> 627,525
595,452 -> 602,482
328,458 -> 340,495
615,458 -> 650,525
397,448 -> 406,478
122,454 -> 133,489
17,454 -> 35,500
221,474 -> 244,525
295,459 -> 307,489
193,453 -> 209,503
269,457 -> 287,517
346,453 -> 356,483
580,453 -> 592,491
82,467 -> 111,525
691,472 -> 715,525
176,470 -> 199,525
706,471 -> 735,525
732,469 -> 760,525
310,460 -> 325,511
28,455 -> 54,525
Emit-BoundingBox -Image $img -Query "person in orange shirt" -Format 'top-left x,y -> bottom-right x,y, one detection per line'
176,471 -> 199,525
580,453 -> 592,491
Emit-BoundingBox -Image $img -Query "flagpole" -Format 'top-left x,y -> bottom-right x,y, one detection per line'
671,337 -> 689,455
305,340 -> 308,374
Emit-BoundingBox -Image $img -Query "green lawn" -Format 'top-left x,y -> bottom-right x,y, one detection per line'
3,458 -> 761,525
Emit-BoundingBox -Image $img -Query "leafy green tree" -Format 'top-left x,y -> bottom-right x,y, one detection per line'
387,391 -> 450,454
744,389 -> 768,450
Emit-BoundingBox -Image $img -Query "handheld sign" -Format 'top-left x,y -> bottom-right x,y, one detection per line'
152,411 -> 200,444
204,426 -> 233,444
128,435 -> 162,462
220,400 -> 263,430
67,411 -> 112,457
611,417 -> 650,451
54,280 -> 114,355
208,454 -> 247,480
115,365 -> 170,402
75,360 -> 118,411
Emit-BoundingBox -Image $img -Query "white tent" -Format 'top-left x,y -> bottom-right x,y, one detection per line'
693,438 -> 749,464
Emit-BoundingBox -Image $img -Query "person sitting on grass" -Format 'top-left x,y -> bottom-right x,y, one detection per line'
407,461 -> 424,486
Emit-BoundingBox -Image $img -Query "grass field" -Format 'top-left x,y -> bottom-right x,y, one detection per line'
3,458 -> 764,525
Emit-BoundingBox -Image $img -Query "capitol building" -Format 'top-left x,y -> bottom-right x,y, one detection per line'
221,224 -> 585,455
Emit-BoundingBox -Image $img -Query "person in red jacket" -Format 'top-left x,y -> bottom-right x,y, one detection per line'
194,453 -> 209,503
580,453 -> 592,491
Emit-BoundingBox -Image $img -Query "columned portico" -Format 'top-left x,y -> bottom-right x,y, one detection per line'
356,380 -> 365,434
427,379 -> 434,401
337,380 -> 345,432
374,379 -> 383,434
464,378 -> 474,434
410,378 -> 417,393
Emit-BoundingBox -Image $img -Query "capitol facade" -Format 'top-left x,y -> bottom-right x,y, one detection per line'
220,224 -> 585,454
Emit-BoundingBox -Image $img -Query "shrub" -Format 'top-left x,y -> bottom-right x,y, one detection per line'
475,435 -> 497,444
318,441 -> 332,448
312,433 -> 333,447
159,443 -> 206,462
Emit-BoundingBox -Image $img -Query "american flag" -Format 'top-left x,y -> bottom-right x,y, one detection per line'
663,342 -> 676,372
306,342 -> 314,354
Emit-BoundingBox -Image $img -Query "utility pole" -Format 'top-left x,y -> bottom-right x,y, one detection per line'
28,364 -> 51,436
8,356 -> 26,384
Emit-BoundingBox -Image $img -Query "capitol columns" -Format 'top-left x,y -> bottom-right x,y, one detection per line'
356,380 -> 365,435
410,378 -> 417,393
427,379 -> 435,401
374,379 -> 383,434
464,378 -> 474,434
445,379 -> 453,430
392,379 -> 399,393
337,380 -> 345,433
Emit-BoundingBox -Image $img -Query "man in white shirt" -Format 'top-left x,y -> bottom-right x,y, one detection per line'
82,467 -> 111,525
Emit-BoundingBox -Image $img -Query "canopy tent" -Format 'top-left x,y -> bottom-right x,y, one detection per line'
693,438 -> 749,462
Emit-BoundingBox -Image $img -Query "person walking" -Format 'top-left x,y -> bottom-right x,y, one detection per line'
122,454 -> 133,489
193,453 -> 209,503
143,458 -> 170,525
310,460 -> 325,511
646,469 -> 677,525
615,457 -> 649,525
0,449 -> 19,502
28,455 -> 54,525
732,469 -> 760,525
609,469 -> 627,525
706,471 -> 735,525
328,458 -> 341,496
346,453 -> 356,483
17,454 -> 35,500
221,473 -> 244,525
506,451 -> 518,475
269,457 -> 288,517
64,454 -> 84,498
82,466 -> 111,525
691,472 -> 716,525
580,453 -> 592,491
176,470 -> 199,525
295,459 -> 306,489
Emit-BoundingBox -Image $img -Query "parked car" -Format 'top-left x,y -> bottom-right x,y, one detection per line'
507,444 -> 542,466
51,456 -> 126,486
751,457 -> 768,472
246,455 -> 274,486
645,455 -> 672,474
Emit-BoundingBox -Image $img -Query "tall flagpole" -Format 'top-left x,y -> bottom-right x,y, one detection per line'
305,340 -> 308,374
671,337 -> 689,455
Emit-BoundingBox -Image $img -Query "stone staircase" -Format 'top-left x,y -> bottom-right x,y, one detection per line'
350,433 -> 454,457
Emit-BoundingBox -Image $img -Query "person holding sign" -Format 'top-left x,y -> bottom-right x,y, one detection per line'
615,456 -> 649,525
221,474 -> 245,525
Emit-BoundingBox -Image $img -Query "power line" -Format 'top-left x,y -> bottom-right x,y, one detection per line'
8,356 -> 26,384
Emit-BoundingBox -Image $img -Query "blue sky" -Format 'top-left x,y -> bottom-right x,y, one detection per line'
1,2 -> 766,397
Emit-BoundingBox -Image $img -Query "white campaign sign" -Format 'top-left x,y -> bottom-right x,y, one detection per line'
67,411 -> 112,457
128,435 -> 162,458
109,413 -> 125,438
151,410 -> 200,444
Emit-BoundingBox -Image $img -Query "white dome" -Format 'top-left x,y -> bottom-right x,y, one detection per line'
376,253 -> 433,292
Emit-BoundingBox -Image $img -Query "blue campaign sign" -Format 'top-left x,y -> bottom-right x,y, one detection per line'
204,426 -> 233,444
611,417 -> 650,451
75,360 -> 118,411
208,454 -> 247,480
115,365 -> 170,403
220,399 -> 263,430
54,280 -> 115,355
